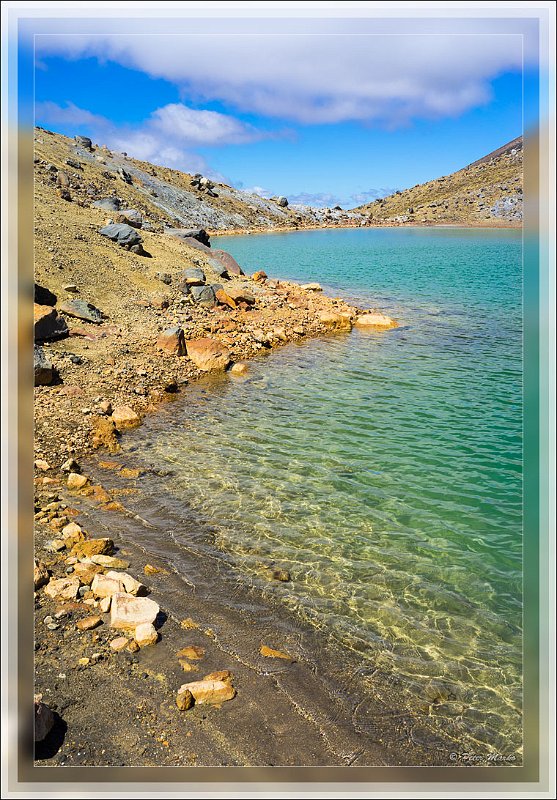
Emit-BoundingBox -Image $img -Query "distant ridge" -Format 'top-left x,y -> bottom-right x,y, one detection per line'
354,136 -> 523,226
466,136 -> 523,168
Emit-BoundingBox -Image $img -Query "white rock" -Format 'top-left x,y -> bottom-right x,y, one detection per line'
110,593 -> 159,630
135,622 -> 158,647
43,577 -> 80,600
105,570 -> 144,596
91,573 -> 122,599
99,596 -> 111,613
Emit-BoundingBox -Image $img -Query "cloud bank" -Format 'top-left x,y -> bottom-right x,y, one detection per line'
36,31 -> 523,126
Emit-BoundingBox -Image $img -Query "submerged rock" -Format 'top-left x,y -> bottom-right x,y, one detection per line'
354,312 -> 397,329
178,679 -> 236,706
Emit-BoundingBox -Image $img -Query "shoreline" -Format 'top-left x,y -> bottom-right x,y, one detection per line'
33,224 -> 421,766
209,221 -> 522,238
33,226 -> 502,767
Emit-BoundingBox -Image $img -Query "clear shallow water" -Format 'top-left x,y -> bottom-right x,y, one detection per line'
125,228 -> 523,755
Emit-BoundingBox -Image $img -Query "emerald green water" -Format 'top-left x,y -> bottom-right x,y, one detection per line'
125,228 -> 523,755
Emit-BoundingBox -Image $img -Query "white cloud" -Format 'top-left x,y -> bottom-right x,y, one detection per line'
151,103 -> 261,145
35,100 -> 110,130
34,100 -> 264,177
36,30 -> 524,125
242,185 -> 272,198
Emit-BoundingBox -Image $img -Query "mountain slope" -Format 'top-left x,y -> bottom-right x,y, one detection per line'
33,127 -> 365,232
354,137 -> 523,226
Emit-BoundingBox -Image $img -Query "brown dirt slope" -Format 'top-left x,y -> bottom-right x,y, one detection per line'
354,136 -> 523,226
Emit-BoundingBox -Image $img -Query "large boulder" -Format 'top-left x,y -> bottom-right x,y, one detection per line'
189,285 -> 216,307
92,197 -> 120,212
186,338 -> 231,372
34,304 -> 68,341
110,593 -> 159,631
164,228 -> 211,248
211,250 -> 244,276
34,345 -> 54,385
34,284 -> 57,306
59,299 -> 104,324
276,196 -> 289,207
99,223 -> 142,248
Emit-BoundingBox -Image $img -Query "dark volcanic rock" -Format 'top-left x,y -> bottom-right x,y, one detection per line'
207,259 -> 229,279
118,209 -> 143,228
75,135 -> 92,150
34,284 -> 57,307
181,268 -> 205,286
93,197 -> 121,212
164,228 -> 211,248
59,299 -> 104,324
34,697 -> 55,742
34,304 -> 68,341
190,285 -> 216,307
34,345 -> 54,386
117,167 -> 133,184
99,223 -> 142,248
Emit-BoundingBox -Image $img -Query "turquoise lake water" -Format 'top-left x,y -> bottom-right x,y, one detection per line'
125,227 -> 523,754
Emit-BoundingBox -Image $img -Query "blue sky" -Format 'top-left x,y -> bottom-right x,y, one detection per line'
31,22 -> 537,208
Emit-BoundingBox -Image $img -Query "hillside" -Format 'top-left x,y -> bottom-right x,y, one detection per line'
33,127 -> 365,233
354,137 -> 523,226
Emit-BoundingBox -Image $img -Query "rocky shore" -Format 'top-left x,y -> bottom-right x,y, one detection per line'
33,131 -> 423,767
